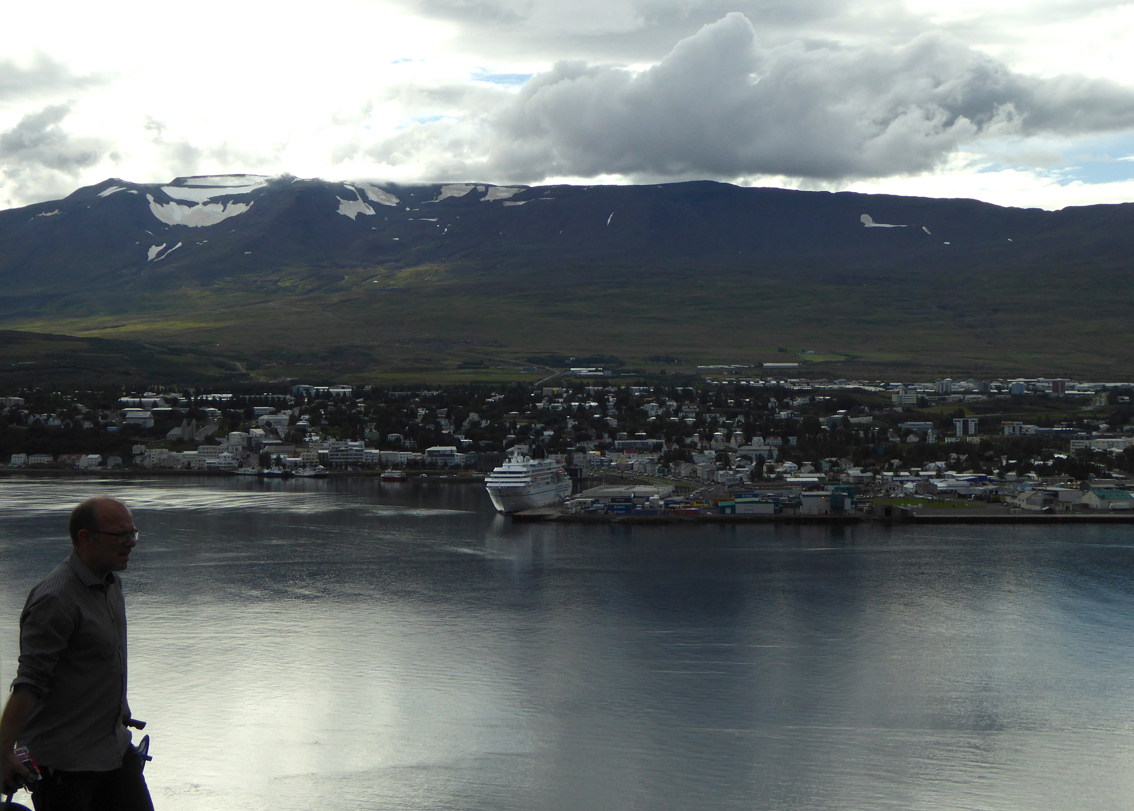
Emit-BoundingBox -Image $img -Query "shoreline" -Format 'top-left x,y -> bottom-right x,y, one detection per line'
0,468 -> 485,483
516,510 -> 1134,525
6,470 -> 1132,525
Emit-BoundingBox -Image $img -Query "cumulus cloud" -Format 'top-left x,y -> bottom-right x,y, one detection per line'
2,3 -> 1133,210
0,104 -> 107,172
414,0 -> 922,62
430,12 -> 1134,183
0,104 -> 114,207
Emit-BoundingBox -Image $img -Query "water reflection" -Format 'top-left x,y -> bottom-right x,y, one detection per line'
2,478 -> 1134,810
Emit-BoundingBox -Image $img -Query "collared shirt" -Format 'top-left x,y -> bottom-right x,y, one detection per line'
11,550 -> 132,771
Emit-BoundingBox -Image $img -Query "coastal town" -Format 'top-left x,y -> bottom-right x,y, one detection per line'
3,373 -> 1134,519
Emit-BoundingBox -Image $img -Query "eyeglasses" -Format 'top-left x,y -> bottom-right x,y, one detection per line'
92,528 -> 139,543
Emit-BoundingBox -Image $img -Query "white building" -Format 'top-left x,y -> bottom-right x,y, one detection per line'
257,414 -> 290,435
1075,437 -> 1134,452
196,445 -> 226,461
144,448 -> 171,468
377,450 -> 417,466
737,443 -> 778,462
327,441 -> 367,468
424,446 -> 465,467
953,417 -> 979,437
891,387 -> 918,406
206,452 -> 238,471
800,491 -> 834,515
122,409 -> 154,428
1082,489 -> 1134,510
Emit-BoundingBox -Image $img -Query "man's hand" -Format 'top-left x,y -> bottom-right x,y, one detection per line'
1,687 -> 39,794
1,748 -> 34,795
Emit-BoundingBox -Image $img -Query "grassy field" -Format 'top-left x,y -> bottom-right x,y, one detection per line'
0,330 -> 245,387
4,254 -> 1134,384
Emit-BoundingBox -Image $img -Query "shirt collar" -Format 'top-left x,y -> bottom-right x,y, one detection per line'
67,549 -> 117,589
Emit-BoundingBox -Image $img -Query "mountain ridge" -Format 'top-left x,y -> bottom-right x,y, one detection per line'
1,175 -> 1132,381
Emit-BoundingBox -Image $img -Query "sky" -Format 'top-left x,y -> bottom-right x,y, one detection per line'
3,0 -> 1134,211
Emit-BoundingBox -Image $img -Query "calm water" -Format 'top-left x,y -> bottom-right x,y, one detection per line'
2,477 -> 1134,811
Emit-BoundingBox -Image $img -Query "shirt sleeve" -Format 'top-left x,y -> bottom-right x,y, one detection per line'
12,591 -> 75,699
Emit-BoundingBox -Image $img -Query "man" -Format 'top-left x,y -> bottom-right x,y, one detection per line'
0,497 -> 153,811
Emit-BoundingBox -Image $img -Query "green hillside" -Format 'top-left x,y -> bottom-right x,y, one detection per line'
2,177 -> 1133,383
3,254 -> 1130,384
0,330 -> 247,388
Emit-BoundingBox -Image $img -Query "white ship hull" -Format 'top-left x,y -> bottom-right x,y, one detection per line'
487,479 -> 573,513
485,452 -> 572,513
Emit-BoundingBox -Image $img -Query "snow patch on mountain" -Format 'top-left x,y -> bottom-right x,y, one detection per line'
35,210 -> 60,217
352,182 -> 399,207
98,186 -> 127,198
337,191 -> 376,220
162,184 -> 264,203
861,214 -> 906,228
433,184 -> 479,202
147,242 -> 183,262
483,186 -> 523,201
147,195 -> 252,227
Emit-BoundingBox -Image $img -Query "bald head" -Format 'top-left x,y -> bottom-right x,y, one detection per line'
69,497 -> 128,546
70,498 -> 137,576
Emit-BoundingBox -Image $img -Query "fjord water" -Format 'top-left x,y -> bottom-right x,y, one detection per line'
3,478 -> 1134,811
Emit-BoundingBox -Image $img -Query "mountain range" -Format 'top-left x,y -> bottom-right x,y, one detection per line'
1,174 -> 1132,383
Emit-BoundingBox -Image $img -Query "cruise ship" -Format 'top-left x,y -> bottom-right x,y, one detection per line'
485,450 -> 572,513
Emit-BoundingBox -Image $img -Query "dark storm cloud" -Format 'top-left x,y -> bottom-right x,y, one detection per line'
473,13 -> 1134,182
0,54 -> 108,99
